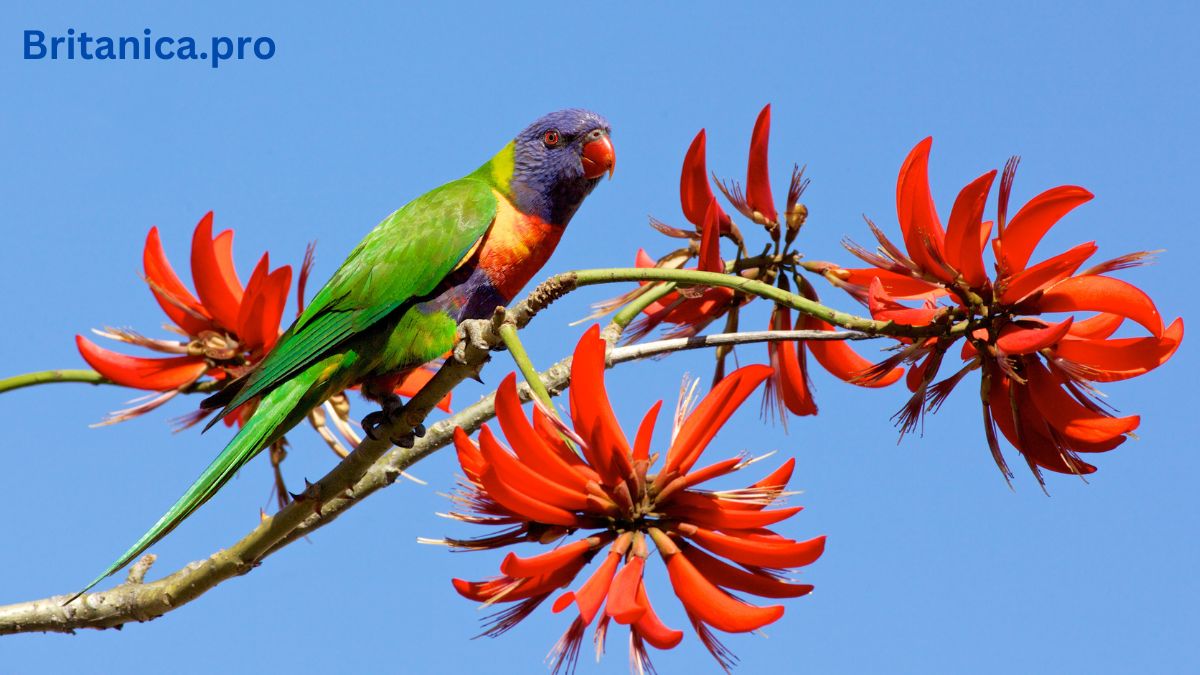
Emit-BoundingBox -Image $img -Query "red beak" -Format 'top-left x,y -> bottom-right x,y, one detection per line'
581,133 -> 616,179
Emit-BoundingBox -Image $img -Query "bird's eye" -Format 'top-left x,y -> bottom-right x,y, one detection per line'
543,130 -> 561,147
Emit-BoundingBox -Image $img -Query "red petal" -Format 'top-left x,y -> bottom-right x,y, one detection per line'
682,545 -> 814,599
868,277 -> 940,326
568,326 -> 632,484
698,199 -> 723,273
834,268 -> 943,299
803,316 -> 903,387
256,266 -> 292,351
999,185 -> 1093,273
454,554 -> 589,604
671,498 -> 803,530
767,307 -> 817,416
745,104 -> 777,223
632,400 -> 662,463
978,219 -> 995,252
685,526 -> 825,569
676,457 -> 744,492
606,556 -> 647,625
501,537 -> 603,579
453,427 -> 486,484
143,226 -> 211,335
715,457 -> 798,513
532,405 -> 602,483
1068,313 -> 1124,340
76,335 -> 207,391
756,456 -> 795,488
988,373 -> 1097,475
1025,359 -> 1138,448
895,137 -> 950,280
495,374 -> 592,491
592,421 -> 634,486
479,425 -> 590,511
477,462 -> 580,527
943,170 -> 996,288
1054,317 -> 1183,381
633,582 -> 684,649
995,318 -> 1074,355
235,254 -> 272,350
213,229 -> 243,296
1032,275 -> 1163,338
680,129 -> 731,232
656,287 -> 736,328
452,577 -> 509,603
663,547 -> 784,633
190,212 -> 244,329
558,547 -> 622,625
665,364 -> 773,475
906,350 -> 934,393
633,249 -> 679,314
1011,382 -> 1097,475
998,241 -> 1097,305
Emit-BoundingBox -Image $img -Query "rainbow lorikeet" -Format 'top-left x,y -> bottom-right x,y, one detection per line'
75,109 -> 615,598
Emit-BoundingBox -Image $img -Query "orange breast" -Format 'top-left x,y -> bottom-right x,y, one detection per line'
475,190 -> 565,300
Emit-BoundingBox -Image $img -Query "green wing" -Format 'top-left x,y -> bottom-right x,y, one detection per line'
206,177 -> 497,421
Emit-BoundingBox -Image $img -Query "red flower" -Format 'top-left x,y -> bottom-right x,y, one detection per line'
834,139 -> 1183,483
614,106 -> 906,422
76,212 -> 297,424
679,129 -> 741,244
607,109 -> 785,341
744,103 -> 778,226
764,276 -> 904,421
627,200 -> 739,341
433,325 -> 823,673
78,212 -> 293,388
76,212 -> 448,425
714,105 -> 781,231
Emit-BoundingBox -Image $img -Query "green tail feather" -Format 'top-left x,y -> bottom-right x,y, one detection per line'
69,371 -> 321,604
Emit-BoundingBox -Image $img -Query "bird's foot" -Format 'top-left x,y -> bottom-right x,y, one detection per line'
454,319 -> 494,364
395,422 -> 427,449
361,395 -> 426,448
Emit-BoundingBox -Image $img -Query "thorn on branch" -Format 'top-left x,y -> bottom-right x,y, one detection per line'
288,478 -> 323,517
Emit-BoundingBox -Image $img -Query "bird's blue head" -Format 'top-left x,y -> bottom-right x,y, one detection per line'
508,108 -> 614,225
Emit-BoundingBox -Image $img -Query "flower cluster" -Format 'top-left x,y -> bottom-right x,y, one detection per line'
74,212 -> 449,504
819,139 -> 1183,482
434,326 -> 824,673
76,211 -> 448,427
604,105 -> 903,422
76,212 -> 299,424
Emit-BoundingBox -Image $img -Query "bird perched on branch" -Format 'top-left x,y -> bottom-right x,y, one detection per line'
74,109 -> 615,600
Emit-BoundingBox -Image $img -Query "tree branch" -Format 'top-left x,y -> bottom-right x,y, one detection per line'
0,264 -> 899,635
0,310 -> 505,635
543,267 -> 965,339
0,369 -> 109,393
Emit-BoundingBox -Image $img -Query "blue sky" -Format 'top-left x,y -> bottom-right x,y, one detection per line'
2,1 -> 1196,673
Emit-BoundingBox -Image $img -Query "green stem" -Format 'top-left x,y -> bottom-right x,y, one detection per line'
0,368 -> 223,396
0,369 -> 109,394
611,282 -> 676,329
569,267 -> 964,339
606,254 -> 791,331
497,323 -> 554,409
